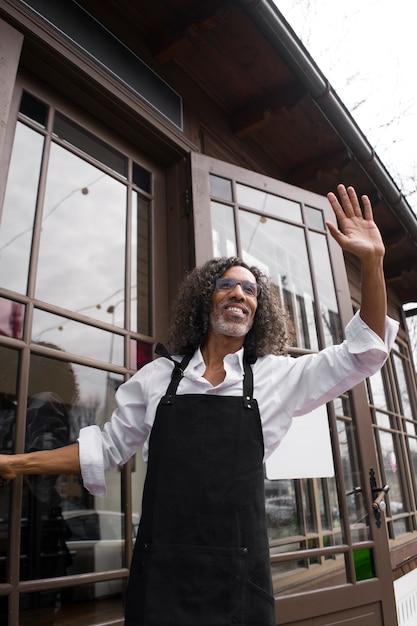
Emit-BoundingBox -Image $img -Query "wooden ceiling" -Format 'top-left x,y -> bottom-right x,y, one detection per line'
74,0 -> 417,305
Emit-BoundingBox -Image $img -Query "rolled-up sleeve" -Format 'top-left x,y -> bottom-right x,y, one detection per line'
259,313 -> 399,459
290,312 -> 399,417
77,362 -> 157,497
345,312 -> 399,361
78,425 -> 106,497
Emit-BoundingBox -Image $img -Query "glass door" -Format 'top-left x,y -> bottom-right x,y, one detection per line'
191,152 -> 398,625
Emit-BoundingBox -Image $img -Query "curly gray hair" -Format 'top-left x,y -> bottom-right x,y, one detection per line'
167,257 -> 293,360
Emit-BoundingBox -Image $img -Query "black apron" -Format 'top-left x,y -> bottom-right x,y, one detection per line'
125,347 -> 275,626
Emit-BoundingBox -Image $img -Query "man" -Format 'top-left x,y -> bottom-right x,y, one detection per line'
0,185 -> 399,625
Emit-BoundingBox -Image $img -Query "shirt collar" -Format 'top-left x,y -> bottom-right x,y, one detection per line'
186,346 -> 245,379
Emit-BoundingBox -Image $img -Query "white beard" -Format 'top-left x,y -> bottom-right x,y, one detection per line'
210,306 -> 253,338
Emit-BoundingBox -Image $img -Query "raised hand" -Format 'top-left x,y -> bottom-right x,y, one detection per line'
326,184 -> 385,262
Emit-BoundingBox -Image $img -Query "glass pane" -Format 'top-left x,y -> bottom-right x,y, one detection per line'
374,410 -> 391,429
32,309 -> 124,366
20,91 -> 48,127
305,205 -> 324,230
236,184 -> 302,222
211,201 -> 237,257
131,339 -> 153,371
406,437 -> 417,498
270,551 -> 347,595
18,353 -> 127,590
54,112 -> 127,178
132,192 -> 151,336
393,518 -> 409,536
0,347 -> 19,583
393,353 -> 413,418
301,479 -> 317,533
368,370 -> 389,410
404,418 -> 417,436
35,142 -> 126,320
133,162 -> 151,193
0,122 -> 44,293
265,479 -> 299,540
333,394 -> 370,538
309,231 -> 342,346
377,430 -> 405,516
337,418 -> 368,532
210,174 -> 232,201
353,548 -> 375,580
0,298 -> 24,339
239,210 -> 318,350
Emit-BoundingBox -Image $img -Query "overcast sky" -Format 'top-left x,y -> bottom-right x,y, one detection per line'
275,0 -> 417,214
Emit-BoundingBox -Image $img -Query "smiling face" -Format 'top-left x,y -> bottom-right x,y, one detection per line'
209,265 -> 259,339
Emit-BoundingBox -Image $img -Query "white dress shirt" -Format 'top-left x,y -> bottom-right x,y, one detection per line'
79,312 -> 399,496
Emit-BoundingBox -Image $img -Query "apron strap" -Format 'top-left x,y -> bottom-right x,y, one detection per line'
156,343 -> 256,409
155,343 -> 194,400
242,357 -> 256,409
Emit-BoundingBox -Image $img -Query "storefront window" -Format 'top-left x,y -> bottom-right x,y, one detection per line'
368,342 -> 417,537
209,173 -> 342,351
204,167 -> 378,594
0,122 -> 44,294
35,143 -> 126,318
0,89 -> 156,621
0,346 -> 19,583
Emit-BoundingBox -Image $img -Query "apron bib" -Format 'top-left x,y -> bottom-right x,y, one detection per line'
125,348 -> 275,626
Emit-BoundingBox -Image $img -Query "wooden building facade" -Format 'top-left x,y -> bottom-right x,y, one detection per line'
0,1 -> 417,624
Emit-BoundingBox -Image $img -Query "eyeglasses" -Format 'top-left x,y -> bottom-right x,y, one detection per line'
215,277 -> 261,298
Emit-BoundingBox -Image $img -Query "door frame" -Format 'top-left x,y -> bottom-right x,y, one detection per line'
191,152 -> 398,625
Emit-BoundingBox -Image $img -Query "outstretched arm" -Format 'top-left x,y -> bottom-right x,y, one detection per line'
326,184 -> 386,340
0,443 -> 81,483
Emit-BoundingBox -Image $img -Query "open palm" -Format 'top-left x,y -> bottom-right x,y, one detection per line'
326,185 -> 385,261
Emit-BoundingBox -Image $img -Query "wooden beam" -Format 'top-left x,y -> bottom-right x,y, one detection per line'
152,1 -> 233,63
286,149 -> 350,186
232,84 -> 304,138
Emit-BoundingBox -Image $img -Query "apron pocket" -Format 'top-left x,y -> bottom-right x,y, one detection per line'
243,579 -> 275,626
142,543 -> 248,626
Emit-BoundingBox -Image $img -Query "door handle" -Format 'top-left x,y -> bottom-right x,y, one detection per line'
372,485 -> 389,512
370,468 -> 389,528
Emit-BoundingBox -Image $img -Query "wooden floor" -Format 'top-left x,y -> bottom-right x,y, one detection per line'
19,597 -> 124,626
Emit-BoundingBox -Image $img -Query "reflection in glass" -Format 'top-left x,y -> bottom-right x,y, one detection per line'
0,347 -> 19,583
309,232 -> 342,346
32,309 -> 124,366
236,184 -> 302,222
378,430 -> 405,520
393,353 -> 413,418
35,143 -> 126,318
270,551 -> 347,595
404,419 -> 417,437
0,298 -> 24,339
210,174 -> 232,201
211,201 -> 237,258
265,479 -> 299,540
133,162 -> 151,193
305,206 -> 324,230
373,410 -> 391,429
367,370 -> 388,410
132,193 -> 151,336
54,112 -> 127,178
239,210 -> 317,350
406,437 -> 417,499
131,339 -> 153,371
4,351 -> 127,604
301,479 -> 316,533
354,548 -> 375,581
20,91 -> 48,127
0,122 -> 44,294
335,397 -> 369,538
